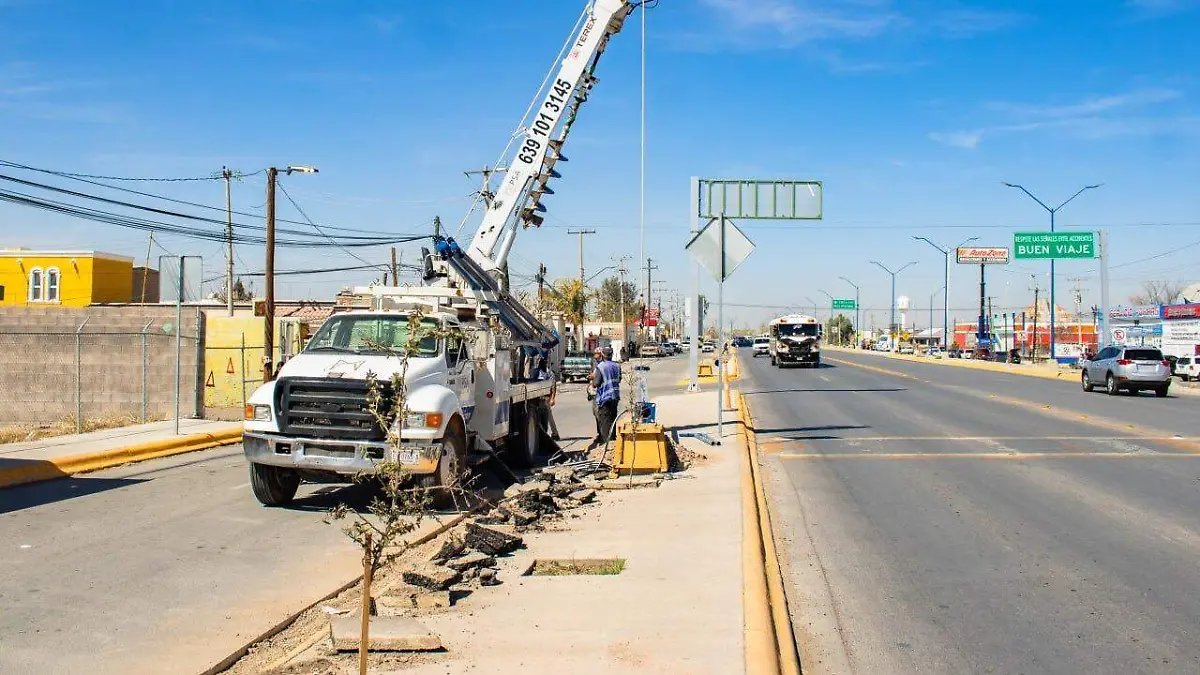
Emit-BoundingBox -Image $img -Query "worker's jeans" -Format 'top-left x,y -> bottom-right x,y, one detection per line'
594,399 -> 619,445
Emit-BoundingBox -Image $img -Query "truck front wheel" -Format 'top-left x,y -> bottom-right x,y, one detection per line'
249,463 -> 300,507
419,419 -> 468,509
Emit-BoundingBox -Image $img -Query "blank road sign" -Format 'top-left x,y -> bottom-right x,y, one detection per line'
698,179 -> 822,220
686,217 -> 755,282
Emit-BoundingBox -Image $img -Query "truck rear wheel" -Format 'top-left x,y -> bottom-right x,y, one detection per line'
509,401 -> 543,469
249,463 -> 300,507
418,419 -> 467,509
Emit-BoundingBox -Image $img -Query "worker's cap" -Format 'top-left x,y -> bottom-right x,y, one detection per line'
601,346 -> 614,358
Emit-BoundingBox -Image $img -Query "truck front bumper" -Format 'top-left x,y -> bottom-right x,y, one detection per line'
243,432 -> 442,475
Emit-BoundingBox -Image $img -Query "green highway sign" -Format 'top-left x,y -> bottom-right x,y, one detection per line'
1013,232 -> 1096,260
832,299 -> 856,310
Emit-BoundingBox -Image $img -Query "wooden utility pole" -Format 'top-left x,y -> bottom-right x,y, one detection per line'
264,167 -> 278,382
140,232 -> 154,303
223,167 -> 235,316
433,215 -> 442,238
390,247 -> 399,286
644,257 -> 659,336
566,229 -> 595,347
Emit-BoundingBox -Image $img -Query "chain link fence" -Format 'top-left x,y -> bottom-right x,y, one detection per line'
0,316 -> 202,431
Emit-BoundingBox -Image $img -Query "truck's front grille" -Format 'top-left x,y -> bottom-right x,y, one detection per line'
276,377 -> 391,441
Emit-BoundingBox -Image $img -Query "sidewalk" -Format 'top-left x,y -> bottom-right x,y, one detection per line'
399,387 -> 745,675
0,418 -> 242,488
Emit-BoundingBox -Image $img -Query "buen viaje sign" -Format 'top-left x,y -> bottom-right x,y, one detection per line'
1013,232 -> 1096,260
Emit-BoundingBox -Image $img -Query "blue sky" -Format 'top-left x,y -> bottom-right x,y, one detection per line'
2,0 -> 1199,331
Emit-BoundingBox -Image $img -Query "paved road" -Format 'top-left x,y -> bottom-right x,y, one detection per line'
743,348 -> 1200,675
0,355 -> 676,675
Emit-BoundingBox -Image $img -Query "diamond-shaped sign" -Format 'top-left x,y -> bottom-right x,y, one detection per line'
686,217 -> 755,282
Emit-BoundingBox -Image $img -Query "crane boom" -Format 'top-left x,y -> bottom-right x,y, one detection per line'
467,0 -> 634,275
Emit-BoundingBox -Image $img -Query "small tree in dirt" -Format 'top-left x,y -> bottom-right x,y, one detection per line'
325,310 -> 471,674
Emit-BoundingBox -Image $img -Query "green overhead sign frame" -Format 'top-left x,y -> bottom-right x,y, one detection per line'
1013,232 -> 1096,260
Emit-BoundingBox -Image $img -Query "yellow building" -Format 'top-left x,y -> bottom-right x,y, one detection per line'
0,249 -> 136,307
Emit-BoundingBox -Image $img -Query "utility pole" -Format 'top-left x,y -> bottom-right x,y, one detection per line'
390,247 -> 399,285
433,215 -> 442,238
223,167 -> 235,316
141,232 -> 154,303
1030,274 -> 1041,361
614,255 -> 632,356
644,257 -> 659,340
263,164 -> 318,381
566,229 -> 595,345
536,263 -> 547,307
264,167 -> 277,382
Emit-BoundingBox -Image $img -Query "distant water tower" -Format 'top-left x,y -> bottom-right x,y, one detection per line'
897,295 -> 910,330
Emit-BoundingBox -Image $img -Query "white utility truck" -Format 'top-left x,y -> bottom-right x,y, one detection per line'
768,314 -> 823,368
242,0 -> 637,506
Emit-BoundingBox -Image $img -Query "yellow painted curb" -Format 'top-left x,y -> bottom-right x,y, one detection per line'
737,392 -> 803,675
0,427 -> 244,489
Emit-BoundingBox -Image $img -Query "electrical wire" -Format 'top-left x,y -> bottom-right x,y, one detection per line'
0,158 -> 410,236
276,180 -> 394,271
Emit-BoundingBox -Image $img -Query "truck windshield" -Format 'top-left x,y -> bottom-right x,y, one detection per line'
776,324 -> 820,337
306,315 -> 441,356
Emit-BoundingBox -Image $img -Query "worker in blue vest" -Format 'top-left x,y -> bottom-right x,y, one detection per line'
586,345 -> 622,449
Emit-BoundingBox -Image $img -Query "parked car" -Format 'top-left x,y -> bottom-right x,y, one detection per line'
560,351 -> 594,383
947,345 -> 962,359
1081,346 -> 1172,397
701,341 -> 715,354
1175,355 -> 1198,381
640,342 -> 661,357
752,336 -> 770,358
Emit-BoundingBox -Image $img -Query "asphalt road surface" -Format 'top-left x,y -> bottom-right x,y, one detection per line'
744,348 -> 1200,675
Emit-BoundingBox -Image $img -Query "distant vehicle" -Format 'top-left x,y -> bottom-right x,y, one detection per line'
1174,355 -> 1198,381
640,342 -> 661,358
898,344 -> 914,355
1081,346 -> 1172,397
701,341 -> 715,353
732,336 -> 752,348
768,314 -> 822,367
947,345 -> 962,359
560,351 -> 594,383
752,337 -> 771,357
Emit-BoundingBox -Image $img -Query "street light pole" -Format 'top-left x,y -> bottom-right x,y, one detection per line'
1003,181 -> 1102,363
914,236 -> 977,351
839,276 -> 860,348
818,289 -> 834,336
871,260 -> 917,351
263,164 -> 318,382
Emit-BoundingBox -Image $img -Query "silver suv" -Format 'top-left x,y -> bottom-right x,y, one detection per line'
1082,346 -> 1172,397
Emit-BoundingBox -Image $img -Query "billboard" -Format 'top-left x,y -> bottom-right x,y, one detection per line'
956,246 -> 1010,265
1162,303 -> 1200,320
1109,305 -> 1161,321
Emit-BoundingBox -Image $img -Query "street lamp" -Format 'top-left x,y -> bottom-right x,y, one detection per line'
929,285 -> 946,350
1003,181 -> 1102,362
818,289 -> 836,343
804,296 -> 818,317
871,260 -> 918,351
839,276 -> 860,348
264,164 -> 319,381
913,236 -> 978,353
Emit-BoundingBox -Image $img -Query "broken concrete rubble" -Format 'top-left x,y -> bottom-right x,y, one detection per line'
445,551 -> 495,571
414,590 -> 452,610
402,563 -> 461,591
464,522 -> 523,556
330,616 -> 442,652
428,534 -> 466,563
479,568 -> 500,586
568,488 -> 596,504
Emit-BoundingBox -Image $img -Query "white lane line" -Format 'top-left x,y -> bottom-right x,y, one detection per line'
819,375 -> 830,382
229,481 -> 251,490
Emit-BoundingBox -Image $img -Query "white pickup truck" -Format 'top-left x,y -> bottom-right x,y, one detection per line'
243,286 -> 556,506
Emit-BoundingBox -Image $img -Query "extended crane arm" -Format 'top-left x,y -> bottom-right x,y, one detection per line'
467,0 -> 634,275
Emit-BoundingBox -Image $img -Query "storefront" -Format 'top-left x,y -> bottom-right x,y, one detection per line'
1161,303 -> 1200,358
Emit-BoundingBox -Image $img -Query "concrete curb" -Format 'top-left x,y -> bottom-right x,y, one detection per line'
0,428 -> 244,489
737,392 -> 803,675
203,509 -> 478,675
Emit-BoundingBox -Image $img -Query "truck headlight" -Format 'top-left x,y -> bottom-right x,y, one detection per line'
403,411 -> 444,429
244,404 -> 272,421
776,343 -> 789,352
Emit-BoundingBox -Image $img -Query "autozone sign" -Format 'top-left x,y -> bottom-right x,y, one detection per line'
1162,304 -> 1200,320
956,246 -> 1010,265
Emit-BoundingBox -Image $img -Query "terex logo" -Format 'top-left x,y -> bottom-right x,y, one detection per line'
575,16 -> 596,49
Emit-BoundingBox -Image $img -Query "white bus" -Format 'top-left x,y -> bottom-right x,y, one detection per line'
768,314 -> 822,367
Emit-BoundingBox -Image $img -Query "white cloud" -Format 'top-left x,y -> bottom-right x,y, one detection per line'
930,88 -> 1191,149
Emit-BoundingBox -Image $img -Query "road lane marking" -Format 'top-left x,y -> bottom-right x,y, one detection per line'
824,356 -> 1200,453
818,375 -> 830,382
756,435 -> 1196,442
778,452 -> 1200,460
229,481 -> 251,490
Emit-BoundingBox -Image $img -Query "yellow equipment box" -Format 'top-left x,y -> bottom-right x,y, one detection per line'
698,359 -> 715,377
610,420 -> 669,475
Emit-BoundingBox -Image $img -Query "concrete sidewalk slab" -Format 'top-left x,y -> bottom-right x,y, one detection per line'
390,388 -> 745,675
0,418 -> 242,488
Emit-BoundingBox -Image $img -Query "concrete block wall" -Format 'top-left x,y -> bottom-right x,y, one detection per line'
0,305 -> 203,426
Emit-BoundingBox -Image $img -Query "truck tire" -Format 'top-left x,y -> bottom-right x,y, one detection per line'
249,463 -> 300,507
509,401 -> 542,469
419,418 -> 467,509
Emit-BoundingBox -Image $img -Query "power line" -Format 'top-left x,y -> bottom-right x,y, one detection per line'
276,180 -> 393,271
0,158 -> 408,236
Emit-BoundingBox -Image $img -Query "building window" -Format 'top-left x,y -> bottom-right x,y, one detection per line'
46,267 -> 60,302
28,268 -> 43,302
